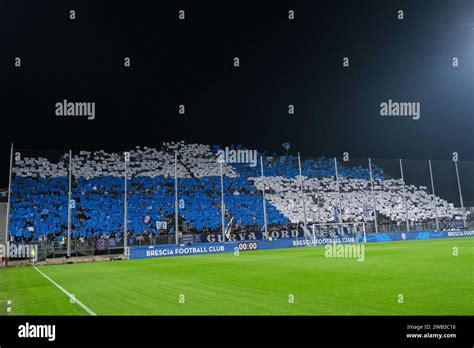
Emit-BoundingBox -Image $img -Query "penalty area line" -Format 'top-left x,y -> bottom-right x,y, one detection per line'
33,266 -> 97,316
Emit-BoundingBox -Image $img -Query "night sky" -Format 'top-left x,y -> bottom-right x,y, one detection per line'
0,0 -> 473,187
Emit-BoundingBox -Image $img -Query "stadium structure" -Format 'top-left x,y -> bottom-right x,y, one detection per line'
0,142 -> 472,315
2,141 -> 473,254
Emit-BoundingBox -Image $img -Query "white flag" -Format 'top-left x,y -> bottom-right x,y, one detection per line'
225,216 -> 234,239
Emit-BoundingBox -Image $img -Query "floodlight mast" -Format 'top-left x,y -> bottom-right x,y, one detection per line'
368,158 -> 379,233
175,152 -> 179,245
334,157 -> 343,225
219,159 -> 225,241
454,160 -> 466,228
362,223 -> 367,243
124,152 -> 128,251
5,143 -> 13,248
67,150 -> 72,258
428,160 -> 439,230
399,159 -> 410,232
260,156 -> 268,235
297,153 -> 307,235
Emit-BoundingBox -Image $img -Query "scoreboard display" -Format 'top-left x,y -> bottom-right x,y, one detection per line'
237,242 -> 258,251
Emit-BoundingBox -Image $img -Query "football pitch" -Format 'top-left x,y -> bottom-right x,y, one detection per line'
1,238 -> 473,316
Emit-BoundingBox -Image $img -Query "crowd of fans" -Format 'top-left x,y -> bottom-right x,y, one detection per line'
7,142 -> 467,243
250,176 -> 463,224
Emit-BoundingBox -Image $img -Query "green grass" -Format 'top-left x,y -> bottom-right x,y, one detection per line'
0,238 -> 473,315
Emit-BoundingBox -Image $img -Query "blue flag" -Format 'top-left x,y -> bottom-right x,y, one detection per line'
333,206 -> 339,222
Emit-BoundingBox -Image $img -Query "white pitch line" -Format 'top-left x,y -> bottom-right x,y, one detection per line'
33,266 -> 97,316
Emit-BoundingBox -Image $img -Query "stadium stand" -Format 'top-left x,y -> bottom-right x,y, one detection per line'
8,142 -> 466,242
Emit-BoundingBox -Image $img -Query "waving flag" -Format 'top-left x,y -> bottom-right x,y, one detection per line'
143,214 -> 151,226
333,206 -> 339,222
224,216 -> 235,239
363,202 -> 373,219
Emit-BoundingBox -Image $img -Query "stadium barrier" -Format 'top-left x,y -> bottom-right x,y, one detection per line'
128,229 -> 474,259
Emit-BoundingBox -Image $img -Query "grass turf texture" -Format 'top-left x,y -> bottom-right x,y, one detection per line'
0,238 -> 472,315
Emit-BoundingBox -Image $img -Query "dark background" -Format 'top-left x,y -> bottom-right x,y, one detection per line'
0,0 -> 473,187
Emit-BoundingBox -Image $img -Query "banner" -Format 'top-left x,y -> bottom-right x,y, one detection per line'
181,234 -> 193,244
156,221 -> 167,230
129,230 -> 474,259
200,229 -> 302,243
200,226 -> 356,243
95,238 -> 108,251
143,215 -> 151,225
129,243 -> 234,259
